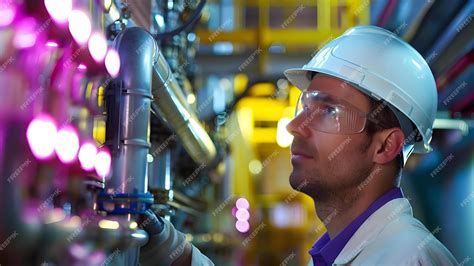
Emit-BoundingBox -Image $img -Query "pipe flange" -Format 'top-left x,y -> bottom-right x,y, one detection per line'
97,192 -> 154,215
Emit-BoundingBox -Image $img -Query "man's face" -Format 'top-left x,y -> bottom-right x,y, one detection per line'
286,74 -> 375,201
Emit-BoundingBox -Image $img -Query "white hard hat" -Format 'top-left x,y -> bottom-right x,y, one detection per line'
284,25 -> 438,165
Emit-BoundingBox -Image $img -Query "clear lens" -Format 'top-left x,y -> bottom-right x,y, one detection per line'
295,91 -> 367,134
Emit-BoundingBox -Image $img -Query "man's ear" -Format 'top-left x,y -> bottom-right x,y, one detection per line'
372,128 -> 404,165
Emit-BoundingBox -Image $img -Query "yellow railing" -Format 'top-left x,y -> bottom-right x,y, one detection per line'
198,0 -> 370,72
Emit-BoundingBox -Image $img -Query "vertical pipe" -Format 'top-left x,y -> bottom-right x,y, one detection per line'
103,27 -> 157,265
105,27 -> 156,195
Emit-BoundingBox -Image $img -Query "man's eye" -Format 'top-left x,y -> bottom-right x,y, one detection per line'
323,105 -> 338,115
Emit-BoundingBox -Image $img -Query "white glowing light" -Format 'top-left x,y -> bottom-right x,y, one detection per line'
26,114 -> 58,160
236,198 -> 250,209
55,125 -> 80,163
88,32 -> 108,62
235,220 -> 250,233
276,117 -> 293,148
95,149 -> 111,177
78,142 -> 97,171
68,10 -> 92,45
0,6 -> 15,27
44,0 -> 72,24
236,209 -> 250,221
45,41 -> 58,47
105,48 -> 120,77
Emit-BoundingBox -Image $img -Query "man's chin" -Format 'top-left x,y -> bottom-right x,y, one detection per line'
289,170 -> 310,192
289,169 -> 332,199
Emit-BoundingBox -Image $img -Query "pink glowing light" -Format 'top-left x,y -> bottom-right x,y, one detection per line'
0,6 -> 15,27
231,207 -> 237,217
236,198 -> 249,209
68,10 -> 91,45
44,0 -> 72,24
45,41 -> 58,47
26,114 -> 58,160
235,220 -> 250,233
236,209 -> 250,221
78,142 -> 97,171
105,48 -> 120,77
78,64 -> 87,70
55,125 -> 80,163
88,32 -> 107,62
95,149 -> 111,177
13,18 -> 37,49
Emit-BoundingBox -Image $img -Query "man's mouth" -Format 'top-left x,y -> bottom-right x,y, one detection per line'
290,148 -> 313,160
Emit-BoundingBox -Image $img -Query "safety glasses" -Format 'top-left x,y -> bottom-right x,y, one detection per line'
295,90 -> 369,134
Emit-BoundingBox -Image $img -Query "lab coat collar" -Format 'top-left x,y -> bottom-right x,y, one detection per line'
333,198 -> 412,265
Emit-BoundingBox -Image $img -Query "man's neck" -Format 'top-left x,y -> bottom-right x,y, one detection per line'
314,184 -> 395,239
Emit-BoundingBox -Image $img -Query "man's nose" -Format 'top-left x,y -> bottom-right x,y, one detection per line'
286,113 -> 311,138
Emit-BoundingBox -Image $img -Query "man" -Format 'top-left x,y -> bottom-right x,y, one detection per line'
138,25 -> 457,265
284,25 -> 457,265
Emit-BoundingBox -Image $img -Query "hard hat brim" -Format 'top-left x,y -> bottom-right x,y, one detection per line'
284,68 -> 311,92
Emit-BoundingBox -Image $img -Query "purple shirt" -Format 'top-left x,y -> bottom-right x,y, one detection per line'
309,187 -> 404,266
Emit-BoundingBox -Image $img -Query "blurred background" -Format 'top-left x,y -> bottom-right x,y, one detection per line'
0,0 -> 472,265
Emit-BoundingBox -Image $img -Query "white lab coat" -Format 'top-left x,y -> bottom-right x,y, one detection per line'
306,198 -> 458,266
191,245 -> 215,265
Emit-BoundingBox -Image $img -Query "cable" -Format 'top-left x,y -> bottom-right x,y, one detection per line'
154,0 -> 207,40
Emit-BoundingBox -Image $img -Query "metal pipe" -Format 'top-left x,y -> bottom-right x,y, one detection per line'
104,27 -> 157,266
152,50 -> 217,165
105,25 -> 217,191
103,3 -> 216,165
105,27 -> 155,195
